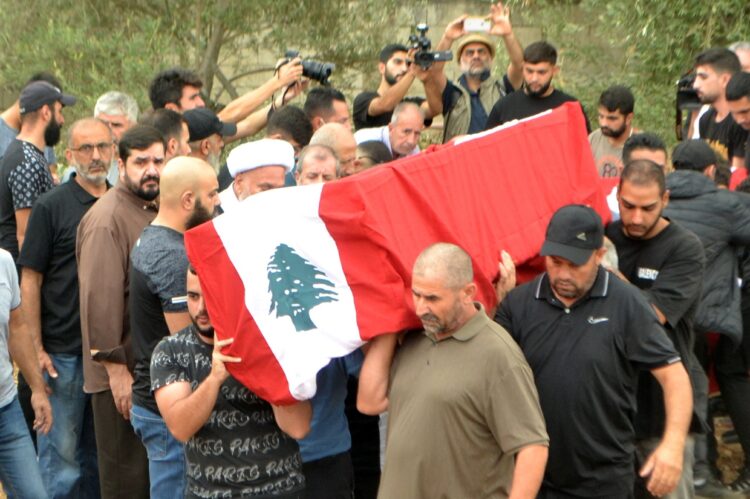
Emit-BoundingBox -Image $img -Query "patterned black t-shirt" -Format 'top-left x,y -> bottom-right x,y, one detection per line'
0,139 -> 54,259
151,327 -> 305,498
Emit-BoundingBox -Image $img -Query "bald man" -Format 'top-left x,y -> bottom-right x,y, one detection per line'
310,123 -> 360,177
358,243 -> 549,499
128,157 -> 219,499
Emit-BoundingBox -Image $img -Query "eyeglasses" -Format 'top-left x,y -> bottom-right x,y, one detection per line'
72,142 -> 113,156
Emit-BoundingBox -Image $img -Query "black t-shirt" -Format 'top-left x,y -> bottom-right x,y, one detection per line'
699,107 -> 748,161
17,178 -> 103,354
484,88 -> 590,133
352,92 -> 431,131
606,220 -> 707,437
495,267 -> 679,497
130,224 -> 188,413
151,327 -> 305,498
0,139 -> 54,260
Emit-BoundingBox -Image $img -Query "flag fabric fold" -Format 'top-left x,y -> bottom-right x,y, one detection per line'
185,102 -> 609,404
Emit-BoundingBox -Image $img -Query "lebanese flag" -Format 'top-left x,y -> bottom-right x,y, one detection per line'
185,102 -> 608,404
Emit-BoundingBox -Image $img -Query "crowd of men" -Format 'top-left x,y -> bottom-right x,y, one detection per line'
1,1 -> 750,498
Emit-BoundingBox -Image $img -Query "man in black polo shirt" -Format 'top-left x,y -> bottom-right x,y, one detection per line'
129,156 -> 220,499
495,204 -> 692,498
18,117 -> 111,498
605,160 -> 707,498
484,41 -> 589,133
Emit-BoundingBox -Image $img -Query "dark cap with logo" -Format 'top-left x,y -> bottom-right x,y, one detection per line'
541,205 -> 604,266
671,139 -> 717,172
19,81 -> 76,115
183,107 -> 237,142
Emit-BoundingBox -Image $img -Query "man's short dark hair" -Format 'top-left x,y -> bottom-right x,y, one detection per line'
139,108 -> 185,143
357,140 -> 393,165
736,178 -> 750,194
622,132 -> 666,165
26,72 -> 62,91
523,41 -> 557,65
149,68 -> 203,109
304,87 -> 347,119
694,48 -> 741,75
267,105 -> 313,147
599,85 -> 634,115
379,44 -> 409,63
714,163 -> 731,188
727,72 -> 750,101
620,159 -> 666,195
119,124 -> 166,164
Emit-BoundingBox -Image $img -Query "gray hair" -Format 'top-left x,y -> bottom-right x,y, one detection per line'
296,144 -> 341,177
729,41 -> 750,53
390,101 -> 424,125
94,91 -> 139,123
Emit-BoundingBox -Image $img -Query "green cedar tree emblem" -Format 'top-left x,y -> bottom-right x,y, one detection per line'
267,243 -> 339,331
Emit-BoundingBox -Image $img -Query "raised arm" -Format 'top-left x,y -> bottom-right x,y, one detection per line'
489,2 -> 524,90
218,58 -> 303,125
271,401 -> 312,440
357,333 -> 398,415
154,335 -> 240,442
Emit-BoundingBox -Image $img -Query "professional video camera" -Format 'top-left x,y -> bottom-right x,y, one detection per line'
408,24 -> 452,70
676,71 -> 700,111
674,70 -> 701,140
284,50 -> 335,86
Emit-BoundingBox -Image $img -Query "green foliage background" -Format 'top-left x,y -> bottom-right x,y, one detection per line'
0,0 -> 748,151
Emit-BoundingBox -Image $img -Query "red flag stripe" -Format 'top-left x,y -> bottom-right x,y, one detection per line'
185,220 -> 294,403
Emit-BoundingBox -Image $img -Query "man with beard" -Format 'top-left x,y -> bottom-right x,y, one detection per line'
485,41 -> 589,133
219,138 -> 294,212
76,125 -> 166,499
353,44 -> 436,131
427,2 -> 524,142
494,205 -> 692,498
183,107 -> 236,174
310,124 -> 360,177
151,266 -> 311,498
693,48 -> 747,171
357,243 -> 549,498
0,72 -> 61,173
605,161 -> 706,498
17,118 -> 113,498
0,81 -> 75,262
589,85 -> 636,177
129,157 -> 220,499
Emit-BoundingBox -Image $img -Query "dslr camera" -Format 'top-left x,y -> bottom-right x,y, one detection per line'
284,50 -> 335,86
408,24 -> 452,69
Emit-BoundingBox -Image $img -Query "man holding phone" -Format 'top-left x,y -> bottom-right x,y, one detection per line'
425,2 -> 524,142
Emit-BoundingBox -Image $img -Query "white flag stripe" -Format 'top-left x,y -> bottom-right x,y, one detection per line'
213,183 -> 363,400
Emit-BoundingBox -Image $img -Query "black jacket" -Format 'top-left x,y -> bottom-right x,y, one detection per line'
663,170 -> 750,343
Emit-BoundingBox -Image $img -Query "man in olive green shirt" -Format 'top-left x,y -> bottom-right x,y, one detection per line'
358,243 -> 549,499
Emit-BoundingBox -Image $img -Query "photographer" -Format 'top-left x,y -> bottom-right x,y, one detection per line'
149,58 -> 305,144
425,1 -> 524,142
353,44 -> 440,131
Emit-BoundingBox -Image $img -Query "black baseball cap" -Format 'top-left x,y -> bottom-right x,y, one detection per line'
671,139 -> 716,171
183,107 -> 237,142
19,81 -> 76,115
541,205 -> 603,265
